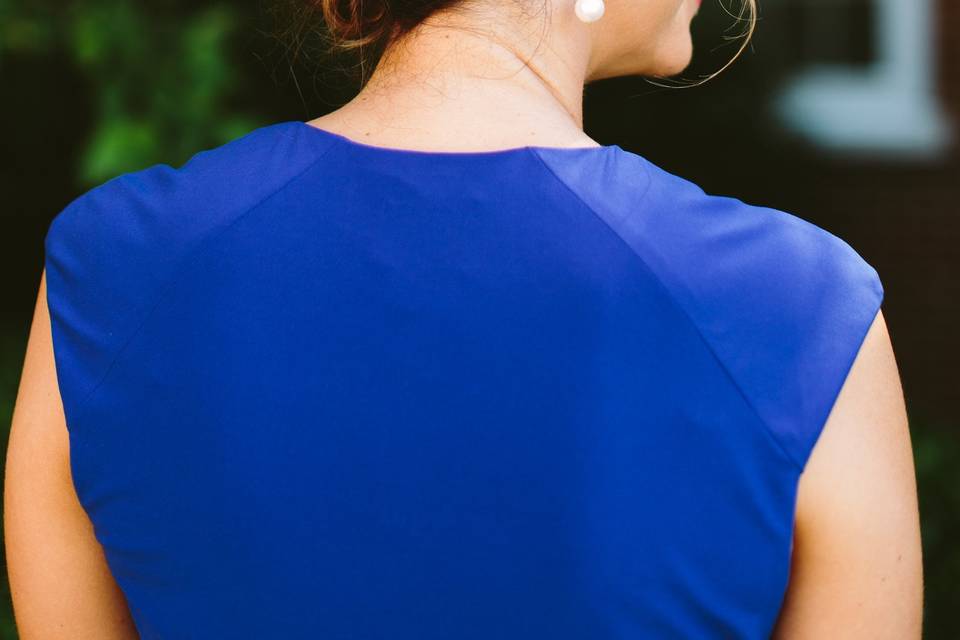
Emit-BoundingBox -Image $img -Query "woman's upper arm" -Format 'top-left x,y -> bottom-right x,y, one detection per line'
772,308 -> 924,639
3,269 -> 139,640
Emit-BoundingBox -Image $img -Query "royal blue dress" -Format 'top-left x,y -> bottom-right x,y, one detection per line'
44,120 -> 884,638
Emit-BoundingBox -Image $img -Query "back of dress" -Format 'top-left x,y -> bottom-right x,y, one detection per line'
44,121 -> 884,639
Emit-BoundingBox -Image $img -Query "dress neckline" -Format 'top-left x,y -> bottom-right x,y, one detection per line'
294,120 -> 621,159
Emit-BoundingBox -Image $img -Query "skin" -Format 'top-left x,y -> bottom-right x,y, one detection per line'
6,273 -> 140,639
771,310 -> 924,639
5,0 -> 923,636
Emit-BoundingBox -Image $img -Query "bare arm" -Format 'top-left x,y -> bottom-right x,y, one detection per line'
4,269 -> 139,639
771,309 -> 924,639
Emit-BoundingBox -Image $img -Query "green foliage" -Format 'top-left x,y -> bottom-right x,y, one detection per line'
0,1 -> 57,54
912,414 -> 960,636
1,0 -> 264,184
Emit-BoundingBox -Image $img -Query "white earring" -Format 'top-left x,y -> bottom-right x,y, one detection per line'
575,0 -> 605,23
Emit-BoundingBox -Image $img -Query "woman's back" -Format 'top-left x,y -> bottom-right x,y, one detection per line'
39,120 -> 886,638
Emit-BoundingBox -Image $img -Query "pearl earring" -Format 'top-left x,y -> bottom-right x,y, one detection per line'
575,0 -> 605,23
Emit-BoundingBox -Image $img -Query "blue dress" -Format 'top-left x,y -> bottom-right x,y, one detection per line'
44,120 -> 884,638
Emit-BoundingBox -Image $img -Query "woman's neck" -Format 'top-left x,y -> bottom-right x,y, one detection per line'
313,12 -> 599,151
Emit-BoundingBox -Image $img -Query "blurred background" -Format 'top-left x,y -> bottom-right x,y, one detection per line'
0,0 -> 956,637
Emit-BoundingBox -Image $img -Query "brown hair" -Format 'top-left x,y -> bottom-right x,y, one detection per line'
270,0 -> 758,90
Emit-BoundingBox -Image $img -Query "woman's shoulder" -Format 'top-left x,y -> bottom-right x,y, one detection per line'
645,156 -> 885,473
45,121 -> 322,255
657,164 -> 884,473
42,121 -> 327,422
539,146 -> 883,321
544,147 -> 885,472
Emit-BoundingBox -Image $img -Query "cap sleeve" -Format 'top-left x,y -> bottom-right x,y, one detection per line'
43,171 -> 176,429
677,196 -> 885,473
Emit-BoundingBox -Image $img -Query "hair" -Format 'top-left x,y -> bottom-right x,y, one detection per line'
269,0 -> 758,91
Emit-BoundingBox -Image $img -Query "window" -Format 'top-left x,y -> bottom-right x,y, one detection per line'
772,0 -> 953,158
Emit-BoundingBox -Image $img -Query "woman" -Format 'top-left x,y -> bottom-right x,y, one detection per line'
5,0 -> 923,637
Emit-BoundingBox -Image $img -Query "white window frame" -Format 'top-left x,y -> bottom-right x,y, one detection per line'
772,0 -> 953,159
